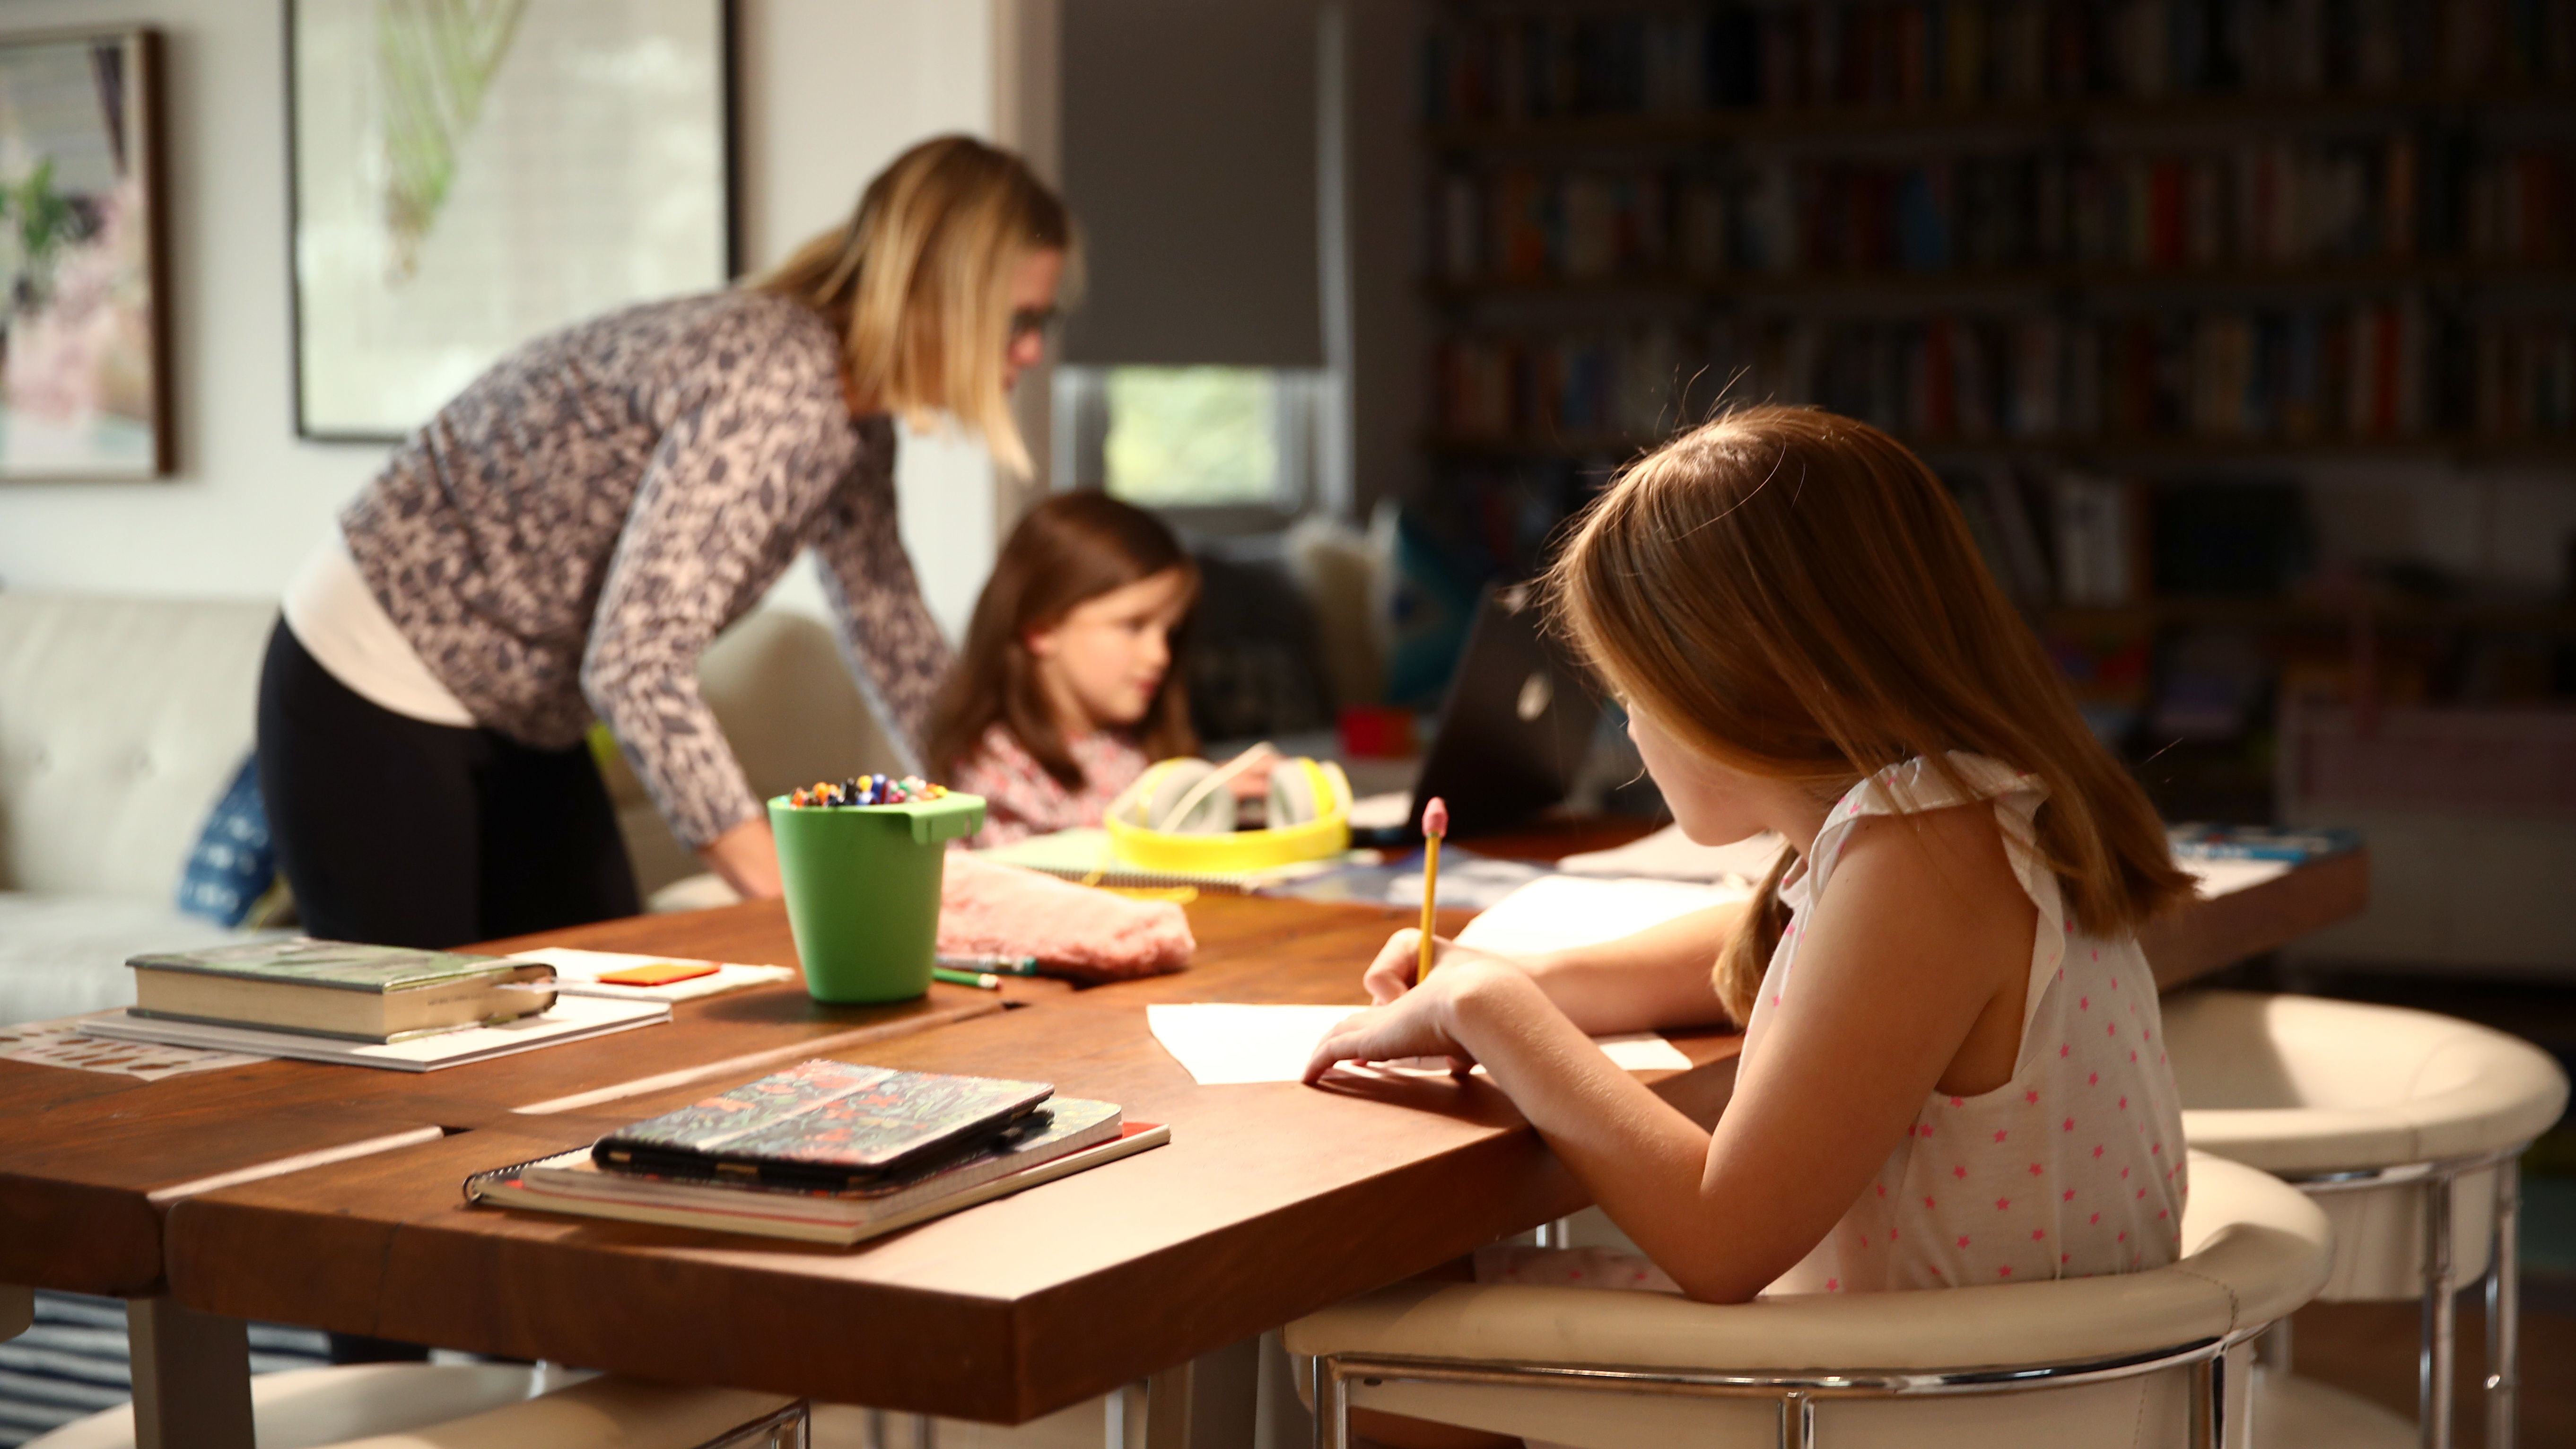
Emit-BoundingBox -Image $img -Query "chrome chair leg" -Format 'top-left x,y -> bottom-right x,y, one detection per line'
1314,1360 -> 1349,1449
1778,1389 -> 1816,1449
2487,1161 -> 2521,1449
2190,1348 -> 2233,1449
2255,1317 -> 2293,1375
2423,1170 -> 2458,1449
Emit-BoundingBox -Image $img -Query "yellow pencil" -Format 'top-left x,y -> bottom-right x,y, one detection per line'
1417,797 -> 1448,985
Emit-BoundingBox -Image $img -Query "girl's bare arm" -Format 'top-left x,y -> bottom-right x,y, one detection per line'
1310,806 -> 2033,1303
1361,900 -> 1746,1035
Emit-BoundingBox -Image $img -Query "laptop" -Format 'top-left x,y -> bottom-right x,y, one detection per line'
1351,582 -> 1604,842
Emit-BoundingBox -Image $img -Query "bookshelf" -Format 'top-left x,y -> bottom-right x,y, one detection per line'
1414,0 -> 2576,821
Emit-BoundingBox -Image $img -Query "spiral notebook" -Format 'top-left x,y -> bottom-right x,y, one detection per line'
466,1102 -> 1168,1245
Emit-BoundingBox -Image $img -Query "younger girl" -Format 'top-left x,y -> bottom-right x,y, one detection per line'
1307,405 -> 2195,1309
927,492 -> 1199,847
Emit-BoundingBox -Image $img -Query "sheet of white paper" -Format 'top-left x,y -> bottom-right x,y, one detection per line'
1145,1003 -> 1687,1085
80,995 -> 669,1072
0,1013 -> 269,1080
507,946 -> 795,1002
1556,825 -> 1788,884
1456,874 -> 1752,959
2179,856 -> 2293,897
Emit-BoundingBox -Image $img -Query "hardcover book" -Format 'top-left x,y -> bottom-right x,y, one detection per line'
591,1059 -> 1055,1189
125,938 -> 556,1043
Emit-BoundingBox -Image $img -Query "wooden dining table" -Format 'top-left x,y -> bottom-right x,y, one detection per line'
0,822 -> 2368,1449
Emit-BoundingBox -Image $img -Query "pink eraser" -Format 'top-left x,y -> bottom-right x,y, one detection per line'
1421,796 -> 1449,838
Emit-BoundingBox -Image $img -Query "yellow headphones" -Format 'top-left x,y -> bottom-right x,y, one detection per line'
1106,749 -> 1353,874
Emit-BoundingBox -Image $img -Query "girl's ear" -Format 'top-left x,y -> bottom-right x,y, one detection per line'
1022,621 -> 1062,660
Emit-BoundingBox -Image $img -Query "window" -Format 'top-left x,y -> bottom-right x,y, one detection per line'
1055,365 -> 1345,524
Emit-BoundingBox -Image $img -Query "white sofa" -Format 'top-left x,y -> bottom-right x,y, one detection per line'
0,594 -> 282,1025
0,593 -> 899,1026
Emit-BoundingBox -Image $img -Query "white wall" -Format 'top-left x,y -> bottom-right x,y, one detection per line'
0,0 -> 1002,640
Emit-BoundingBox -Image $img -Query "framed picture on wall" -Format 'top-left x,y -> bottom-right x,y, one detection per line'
0,27 -> 171,480
288,0 -> 735,441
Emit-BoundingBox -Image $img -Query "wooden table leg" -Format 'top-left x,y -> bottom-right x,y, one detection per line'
1107,1362 -> 1193,1449
127,1297 -> 252,1449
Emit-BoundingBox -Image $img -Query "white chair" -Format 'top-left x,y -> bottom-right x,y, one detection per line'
2163,989 -> 2570,1449
26,1363 -> 805,1449
1285,1151 -> 2330,1449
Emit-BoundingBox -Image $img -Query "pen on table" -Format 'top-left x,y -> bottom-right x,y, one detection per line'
935,952 -> 1040,977
932,966 -> 1002,990
1416,796 -> 1448,985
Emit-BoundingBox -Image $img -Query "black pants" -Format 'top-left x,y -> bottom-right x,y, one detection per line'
257,622 -> 637,1364
255,621 -> 640,951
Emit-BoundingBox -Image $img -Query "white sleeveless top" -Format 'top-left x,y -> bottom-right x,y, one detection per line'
1761,754 -> 2187,1293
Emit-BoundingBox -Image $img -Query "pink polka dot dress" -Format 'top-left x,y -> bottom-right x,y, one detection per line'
1764,754 -> 2188,1293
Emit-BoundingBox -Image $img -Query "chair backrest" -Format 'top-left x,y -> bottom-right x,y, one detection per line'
1290,1156 -> 2330,1449
596,608 -> 905,898
0,594 -> 277,899
1290,1154 -> 2329,1374
2167,989 -> 2569,1168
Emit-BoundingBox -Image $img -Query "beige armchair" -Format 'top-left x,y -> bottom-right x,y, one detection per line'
581,609 -> 907,908
1287,1152 -> 2333,1449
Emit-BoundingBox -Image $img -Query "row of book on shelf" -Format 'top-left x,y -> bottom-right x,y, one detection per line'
1423,0 -> 2573,126
1430,304 -> 2576,444
1428,140 -> 2572,282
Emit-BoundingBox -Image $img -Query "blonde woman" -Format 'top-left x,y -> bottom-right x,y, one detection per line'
259,136 -> 1071,955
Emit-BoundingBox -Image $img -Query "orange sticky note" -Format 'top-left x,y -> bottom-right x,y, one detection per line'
594,960 -> 720,986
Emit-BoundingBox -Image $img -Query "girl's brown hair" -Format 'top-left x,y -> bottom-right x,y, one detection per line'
1544,405 -> 2192,1023
926,492 -> 1200,788
753,135 -> 1074,477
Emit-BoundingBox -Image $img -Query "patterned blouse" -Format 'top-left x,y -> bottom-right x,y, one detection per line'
949,724 -> 1151,848
339,291 -> 950,850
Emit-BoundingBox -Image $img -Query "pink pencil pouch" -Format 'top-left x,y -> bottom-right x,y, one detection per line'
938,852 -> 1194,984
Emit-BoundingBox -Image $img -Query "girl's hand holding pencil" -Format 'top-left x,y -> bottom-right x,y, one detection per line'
1304,956 -> 1491,1082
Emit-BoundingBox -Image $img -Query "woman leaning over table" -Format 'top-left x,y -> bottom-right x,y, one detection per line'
258,135 -> 1073,950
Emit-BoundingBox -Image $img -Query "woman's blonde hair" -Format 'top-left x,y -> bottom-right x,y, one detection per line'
753,135 -> 1073,476
1544,405 -> 2192,1023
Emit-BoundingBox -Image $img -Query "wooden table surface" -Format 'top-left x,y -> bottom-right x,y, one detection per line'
0,821 -> 2369,1427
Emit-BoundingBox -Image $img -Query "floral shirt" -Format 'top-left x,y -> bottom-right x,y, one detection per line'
337,291 -> 950,850
950,724 -> 1150,848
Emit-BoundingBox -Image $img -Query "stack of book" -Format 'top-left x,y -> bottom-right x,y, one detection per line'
466,1059 -> 1169,1245
83,939 -> 670,1070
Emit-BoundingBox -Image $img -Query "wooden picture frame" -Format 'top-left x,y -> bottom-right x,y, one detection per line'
287,0 -> 737,441
0,26 -> 171,480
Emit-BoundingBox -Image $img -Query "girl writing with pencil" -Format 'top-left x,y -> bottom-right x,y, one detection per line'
1307,406 -> 2194,1334
926,492 -> 1202,848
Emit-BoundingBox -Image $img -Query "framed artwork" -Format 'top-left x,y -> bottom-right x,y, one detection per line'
0,27 -> 171,480
288,0 -> 735,440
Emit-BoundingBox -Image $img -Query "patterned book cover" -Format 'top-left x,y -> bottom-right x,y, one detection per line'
594,1059 -> 1054,1183
531,1098 -> 1123,1205
125,939 -> 523,993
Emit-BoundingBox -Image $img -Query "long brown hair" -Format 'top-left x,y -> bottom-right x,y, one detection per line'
1544,405 -> 2192,1023
927,492 -> 1200,788
752,135 -> 1074,477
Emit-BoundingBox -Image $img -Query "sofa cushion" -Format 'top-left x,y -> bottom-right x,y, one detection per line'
176,754 -> 282,926
0,892 -> 276,1026
0,594 -> 279,898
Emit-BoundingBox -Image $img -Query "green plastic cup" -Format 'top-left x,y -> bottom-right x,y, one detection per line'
769,792 -> 986,1004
